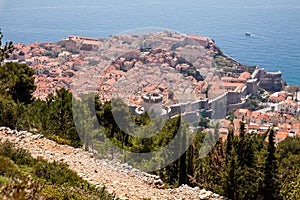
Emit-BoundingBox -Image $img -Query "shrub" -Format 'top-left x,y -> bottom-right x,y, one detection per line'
0,140 -> 33,165
0,176 -> 9,186
41,185 -> 103,200
0,177 -> 41,200
33,158 -> 84,186
48,135 -> 72,146
0,156 -> 19,178
0,141 -> 116,200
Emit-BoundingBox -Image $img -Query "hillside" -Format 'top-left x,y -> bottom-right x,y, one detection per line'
0,127 -> 226,200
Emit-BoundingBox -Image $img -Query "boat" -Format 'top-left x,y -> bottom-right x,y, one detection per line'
245,32 -> 251,36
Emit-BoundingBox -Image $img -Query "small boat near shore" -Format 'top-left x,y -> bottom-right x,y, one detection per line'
245,32 -> 252,36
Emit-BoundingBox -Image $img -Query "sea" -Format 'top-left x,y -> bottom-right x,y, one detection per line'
1,0 -> 300,86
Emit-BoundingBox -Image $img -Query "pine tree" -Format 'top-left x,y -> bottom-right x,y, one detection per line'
0,62 -> 36,104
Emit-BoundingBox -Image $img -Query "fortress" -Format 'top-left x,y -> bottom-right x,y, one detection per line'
129,66 -> 283,120
65,32 -> 284,120
8,31 -> 285,120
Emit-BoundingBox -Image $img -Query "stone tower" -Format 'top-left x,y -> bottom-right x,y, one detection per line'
141,93 -> 163,116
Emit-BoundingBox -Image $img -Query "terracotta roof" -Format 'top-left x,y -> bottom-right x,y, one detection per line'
278,123 -> 292,130
187,35 -> 209,41
276,130 -> 289,140
238,72 -> 251,81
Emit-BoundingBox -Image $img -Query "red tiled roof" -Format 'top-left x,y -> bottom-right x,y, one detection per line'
187,35 -> 209,41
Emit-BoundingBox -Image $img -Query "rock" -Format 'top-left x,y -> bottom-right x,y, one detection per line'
0,126 -> 226,200
7,130 -> 15,135
206,191 -> 213,196
119,197 -> 129,200
157,183 -> 165,189
18,131 -> 32,137
31,134 -> 43,140
199,194 -> 208,199
131,168 -> 139,173
200,189 -> 207,194
154,179 -> 163,185
0,127 -> 9,132
25,132 -> 33,137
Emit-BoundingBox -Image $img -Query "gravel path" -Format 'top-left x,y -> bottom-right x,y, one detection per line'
0,127 -> 226,200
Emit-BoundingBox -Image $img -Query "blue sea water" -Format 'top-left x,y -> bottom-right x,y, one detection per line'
1,0 -> 300,86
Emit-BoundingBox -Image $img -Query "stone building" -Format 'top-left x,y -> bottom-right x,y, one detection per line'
259,70 -> 283,92
278,99 -> 299,116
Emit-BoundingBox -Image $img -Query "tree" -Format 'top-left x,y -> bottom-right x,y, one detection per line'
43,88 -> 81,147
187,141 -> 195,186
222,128 -> 237,199
262,128 -> 280,200
277,137 -> 300,198
277,137 -> 300,161
279,154 -> 300,199
152,116 -> 182,187
282,172 -> 300,199
0,29 -> 14,62
73,93 -> 100,150
0,94 -> 18,128
0,62 -> 36,104
178,124 -> 188,185
225,128 -> 234,164
221,123 -> 264,199
222,148 -> 237,200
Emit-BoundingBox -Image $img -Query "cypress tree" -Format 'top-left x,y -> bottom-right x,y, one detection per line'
226,150 -> 237,200
187,141 -> 195,185
262,128 -> 279,200
239,120 -> 246,138
225,128 -> 234,164
179,125 -> 187,185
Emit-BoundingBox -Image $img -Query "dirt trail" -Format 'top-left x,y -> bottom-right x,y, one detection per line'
0,127 -> 226,200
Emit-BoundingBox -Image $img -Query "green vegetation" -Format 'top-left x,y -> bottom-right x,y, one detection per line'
0,29 -> 14,62
243,94 -> 267,111
214,56 -> 233,69
0,62 -> 36,104
179,122 -> 300,199
0,141 -> 116,200
1,30 -> 300,199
